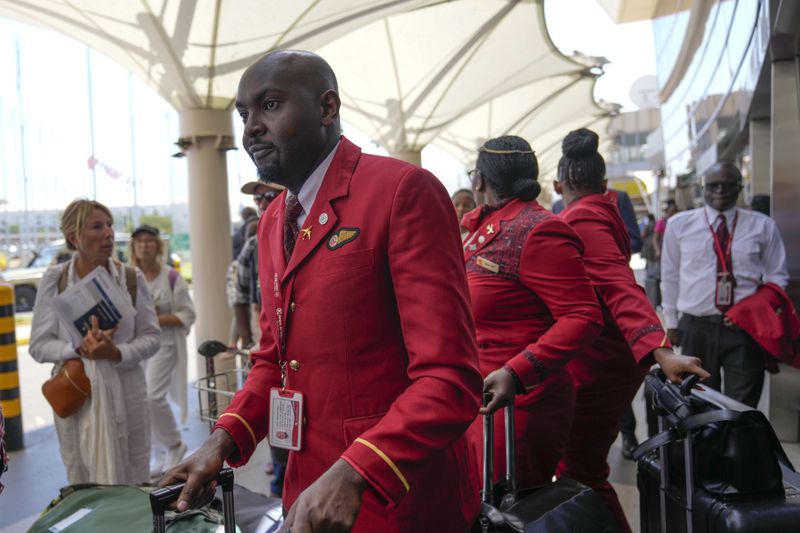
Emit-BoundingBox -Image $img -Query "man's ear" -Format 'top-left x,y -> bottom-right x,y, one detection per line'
320,90 -> 341,126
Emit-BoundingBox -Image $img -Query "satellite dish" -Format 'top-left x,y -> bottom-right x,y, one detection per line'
630,75 -> 659,109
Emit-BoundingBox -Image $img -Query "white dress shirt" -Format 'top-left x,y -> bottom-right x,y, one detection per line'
660,205 -> 789,329
285,139 -> 340,227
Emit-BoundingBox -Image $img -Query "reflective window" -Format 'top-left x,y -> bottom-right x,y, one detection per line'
654,0 -> 766,183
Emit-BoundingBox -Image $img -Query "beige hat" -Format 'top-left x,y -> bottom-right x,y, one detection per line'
240,181 -> 285,195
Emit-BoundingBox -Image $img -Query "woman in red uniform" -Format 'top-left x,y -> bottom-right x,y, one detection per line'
463,135 -> 603,488
553,128 -> 709,532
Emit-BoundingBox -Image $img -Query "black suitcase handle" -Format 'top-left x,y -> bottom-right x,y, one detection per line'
150,467 -> 235,533
481,393 -> 517,504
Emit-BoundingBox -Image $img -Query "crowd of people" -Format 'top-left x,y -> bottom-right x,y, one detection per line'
24,48 -> 791,533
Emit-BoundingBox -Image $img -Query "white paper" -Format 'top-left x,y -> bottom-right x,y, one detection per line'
52,266 -> 136,347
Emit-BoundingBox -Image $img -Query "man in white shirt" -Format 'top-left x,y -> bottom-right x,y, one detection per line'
661,162 -> 789,406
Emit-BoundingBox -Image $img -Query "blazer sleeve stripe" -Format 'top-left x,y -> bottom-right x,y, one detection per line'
218,412 -> 258,449
354,437 -> 410,493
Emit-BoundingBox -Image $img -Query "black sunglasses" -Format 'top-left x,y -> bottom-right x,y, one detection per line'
254,192 -> 279,201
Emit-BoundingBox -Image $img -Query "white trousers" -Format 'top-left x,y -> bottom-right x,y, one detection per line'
54,364 -> 150,485
145,345 -> 182,449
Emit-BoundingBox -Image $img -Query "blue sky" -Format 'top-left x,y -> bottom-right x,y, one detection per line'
0,1 -> 656,217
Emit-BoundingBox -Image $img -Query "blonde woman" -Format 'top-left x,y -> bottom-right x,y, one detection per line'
128,224 -> 195,476
29,199 -> 159,484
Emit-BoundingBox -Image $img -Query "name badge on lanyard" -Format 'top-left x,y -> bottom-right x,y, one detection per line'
269,387 -> 303,451
716,273 -> 733,307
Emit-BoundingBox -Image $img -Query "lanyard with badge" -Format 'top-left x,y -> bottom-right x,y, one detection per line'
704,210 -> 738,308
268,274 -> 304,451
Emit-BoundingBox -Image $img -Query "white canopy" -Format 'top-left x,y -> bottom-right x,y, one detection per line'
0,0 -> 441,110
0,0 -> 614,166
432,73 -> 612,173
319,0 -> 613,159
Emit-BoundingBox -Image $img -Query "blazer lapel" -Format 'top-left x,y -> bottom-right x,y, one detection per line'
282,137 -> 359,283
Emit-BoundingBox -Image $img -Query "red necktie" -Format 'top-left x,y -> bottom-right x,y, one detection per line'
283,194 -> 304,264
715,214 -> 733,312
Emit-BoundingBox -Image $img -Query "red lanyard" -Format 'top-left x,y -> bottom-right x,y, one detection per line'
704,209 -> 738,273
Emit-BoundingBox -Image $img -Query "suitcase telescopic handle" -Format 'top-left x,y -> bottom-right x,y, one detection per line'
481,393 -> 517,505
482,392 -> 494,505
150,467 -> 235,533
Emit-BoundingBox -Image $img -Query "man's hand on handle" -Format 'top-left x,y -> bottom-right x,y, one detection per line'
159,429 -> 237,512
653,347 -> 710,385
281,458 -> 367,533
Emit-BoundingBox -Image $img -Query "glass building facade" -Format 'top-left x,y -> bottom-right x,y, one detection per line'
654,0 -> 769,205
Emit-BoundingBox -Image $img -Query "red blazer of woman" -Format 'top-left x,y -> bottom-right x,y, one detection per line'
560,193 -> 669,386
462,199 -> 603,388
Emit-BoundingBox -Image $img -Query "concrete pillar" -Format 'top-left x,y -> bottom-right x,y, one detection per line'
178,109 -> 235,380
769,56 -> 800,442
391,149 -> 422,166
748,118 -> 771,197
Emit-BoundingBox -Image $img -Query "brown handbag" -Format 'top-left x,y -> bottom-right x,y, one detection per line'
41,358 -> 91,418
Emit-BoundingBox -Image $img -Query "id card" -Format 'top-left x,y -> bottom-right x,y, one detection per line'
269,388 -> 303,451
716,276 -> 733,307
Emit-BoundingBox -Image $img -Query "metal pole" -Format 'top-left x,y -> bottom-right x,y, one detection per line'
128,73 -> 139,228
658,416 -> 668,533
504,404 -> 516,494
0,284 -> 23,450
683,433 -> 694,533
14,37 -> 29,253
481,393 -> 494,505
86,48 -> 97,200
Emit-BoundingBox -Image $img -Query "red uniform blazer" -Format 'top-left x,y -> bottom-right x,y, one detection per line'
727,282 -> 800,371
461,199 -> 603,387
560,194 -> 668,385
215,137 -> 483,532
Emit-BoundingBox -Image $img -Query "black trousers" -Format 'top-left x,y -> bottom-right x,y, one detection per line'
678,314 -> 765,407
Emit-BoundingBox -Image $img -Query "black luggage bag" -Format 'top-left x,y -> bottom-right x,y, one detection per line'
475,394 -> 620,532
634,370 -> 800,533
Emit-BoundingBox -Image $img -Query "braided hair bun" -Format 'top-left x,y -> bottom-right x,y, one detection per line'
557,128 -> 606,193
562,128 -> 599,158
476,135 -> 541,202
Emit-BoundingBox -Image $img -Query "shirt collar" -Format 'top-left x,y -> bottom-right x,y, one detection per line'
286,139 -> 341,214
704,204 -> 737,224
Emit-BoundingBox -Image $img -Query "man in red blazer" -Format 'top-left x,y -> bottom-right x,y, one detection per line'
162,50 -> 483,532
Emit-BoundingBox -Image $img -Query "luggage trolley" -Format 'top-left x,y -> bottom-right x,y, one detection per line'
194,340 -> 252,430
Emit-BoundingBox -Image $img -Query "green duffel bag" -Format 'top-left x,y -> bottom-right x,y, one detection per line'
29,483 -> 237,532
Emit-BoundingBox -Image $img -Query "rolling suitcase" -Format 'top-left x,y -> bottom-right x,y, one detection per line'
476,394 -> 620,532
634,370 -> 800,533
29,469 -> 236,533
